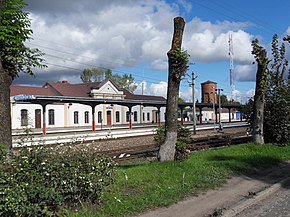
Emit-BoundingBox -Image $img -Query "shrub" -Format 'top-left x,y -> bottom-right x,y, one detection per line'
0,145 -> 116,216
154,124 -> 191,161
264,86 -> 290,145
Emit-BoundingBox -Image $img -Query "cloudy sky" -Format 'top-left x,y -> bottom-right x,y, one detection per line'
16,0 -> 290,103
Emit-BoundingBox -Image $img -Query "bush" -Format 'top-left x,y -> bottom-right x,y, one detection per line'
264,87 -> 290,145
0,145 -> 116,216
154,124 -> 191,161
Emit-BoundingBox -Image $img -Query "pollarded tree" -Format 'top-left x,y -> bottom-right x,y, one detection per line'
251,39 -> 270,145
158,17 -> 189,162
0,0 -> 46,156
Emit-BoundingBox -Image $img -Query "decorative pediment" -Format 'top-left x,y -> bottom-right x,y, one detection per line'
90,80 -> 125,99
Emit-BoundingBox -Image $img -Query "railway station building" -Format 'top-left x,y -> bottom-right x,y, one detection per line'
10,79 -> 167,131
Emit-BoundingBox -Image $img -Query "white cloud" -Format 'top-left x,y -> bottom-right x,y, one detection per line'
235,64 -> 256,81
21,0 -> 257,86
179,87 -> 198,102
134,80 -> 147,95
150,82 -> 168,98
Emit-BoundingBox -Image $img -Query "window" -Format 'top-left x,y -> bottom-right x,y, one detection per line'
74,111 -> 79,124
48,109 -> 55,125
126,111 -> 130,122
147,112 -> 150,121
116,111 -> 120,123
84,111 -> 89,124
133,111 -> 137,122
21,109 -> 28,126
98,111 -> 102,123
142,112 -> 145,121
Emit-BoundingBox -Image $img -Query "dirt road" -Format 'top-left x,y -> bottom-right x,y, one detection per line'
138,161 -> 290,217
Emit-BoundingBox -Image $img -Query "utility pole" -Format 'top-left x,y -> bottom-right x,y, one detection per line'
191,71 -> 197,134
216,88 -> 224,131
212,87 -> 216,131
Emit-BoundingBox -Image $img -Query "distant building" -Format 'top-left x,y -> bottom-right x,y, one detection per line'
201,80 -> 217,103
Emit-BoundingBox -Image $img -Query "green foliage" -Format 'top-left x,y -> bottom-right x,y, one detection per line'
112,73 -> 137,93
264,86 -> 290,145
240,98 -> 254,123
0,145 -> 115,216
80,68 -> 137,92
0,0 -> 46,79
80,68 -> 112,83
263,35 -> 290,145
170,48 -> 190,80
154,124 -> 191,161
217,94 -> 228,104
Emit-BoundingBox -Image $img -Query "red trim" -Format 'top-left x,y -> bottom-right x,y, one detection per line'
129,120 -> 132,129
43,123 -> 46,136
92,120 -> 96,131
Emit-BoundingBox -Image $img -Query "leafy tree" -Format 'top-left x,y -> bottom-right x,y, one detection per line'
158,17 -> 189,162
80,68 -> 112,83
0,0 -> 46,156
251,39 -> 270,145
240,98 -> 254,122
264,35 -> 290,145
80,68 -> 137,92
112,73 -> 137,93
217,94 -> 228,104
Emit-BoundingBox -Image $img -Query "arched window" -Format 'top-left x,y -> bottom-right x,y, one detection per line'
48,109 -> 55,125
133,111 -> 138,122
116,111 -> 120,123
74,111 -> 79,124
126,111 -> 130,122
147,112 -> 150,121
98,111 -> 102,123
21,109 -> 28,126
84,111 -> 89,124
142,112 -> 145,121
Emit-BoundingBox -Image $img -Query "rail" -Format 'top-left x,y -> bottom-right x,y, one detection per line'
105,132 -> 252,163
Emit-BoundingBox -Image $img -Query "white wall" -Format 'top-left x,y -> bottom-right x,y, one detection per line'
11,102 -> 167,130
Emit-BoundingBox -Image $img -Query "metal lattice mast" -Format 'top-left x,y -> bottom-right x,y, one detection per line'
228,34 -> 234,103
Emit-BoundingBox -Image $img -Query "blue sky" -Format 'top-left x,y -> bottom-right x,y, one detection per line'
16,0 -> 290,103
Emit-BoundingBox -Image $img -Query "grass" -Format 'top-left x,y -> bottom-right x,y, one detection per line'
69,143 -> 290,216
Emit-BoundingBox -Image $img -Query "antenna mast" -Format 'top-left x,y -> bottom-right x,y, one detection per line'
228,34 -> 234,103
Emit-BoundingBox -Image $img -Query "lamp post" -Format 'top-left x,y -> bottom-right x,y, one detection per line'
216,88 -> 224,131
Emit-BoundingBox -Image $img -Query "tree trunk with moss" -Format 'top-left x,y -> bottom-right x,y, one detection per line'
158,17 -> 186,162
251,39 -> 270,145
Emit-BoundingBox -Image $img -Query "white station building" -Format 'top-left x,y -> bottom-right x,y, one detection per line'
10,79 -> 167,132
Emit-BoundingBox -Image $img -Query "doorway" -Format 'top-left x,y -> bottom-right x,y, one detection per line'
35,109 -> 41,128
107,111 -> 111,125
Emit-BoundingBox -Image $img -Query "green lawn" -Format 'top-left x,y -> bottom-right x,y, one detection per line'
70,143 -> 290,217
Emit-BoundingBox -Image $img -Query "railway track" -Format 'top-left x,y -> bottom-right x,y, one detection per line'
105,132 -> 252,163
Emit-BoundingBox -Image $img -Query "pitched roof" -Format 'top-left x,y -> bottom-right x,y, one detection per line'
10,85 -> 57,96
201,80 -> 217,85
11,80 -> 166,101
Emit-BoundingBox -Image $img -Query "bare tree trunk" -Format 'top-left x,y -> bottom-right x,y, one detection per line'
252,49 -> 268,144
0,61 -> 13,156
158,17 -> 185,162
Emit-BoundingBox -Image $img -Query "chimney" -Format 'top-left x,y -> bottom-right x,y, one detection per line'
61,80 -> 69,84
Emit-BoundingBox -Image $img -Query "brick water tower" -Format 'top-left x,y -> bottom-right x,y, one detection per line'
201,80 -> 217,103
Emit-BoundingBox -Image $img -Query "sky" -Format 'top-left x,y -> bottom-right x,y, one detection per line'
14,0 -> 290,103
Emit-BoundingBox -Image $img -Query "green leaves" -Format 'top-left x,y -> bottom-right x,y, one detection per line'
169,48 -> 190,80
0,0 -> 46,80
0,145 -> 116,216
